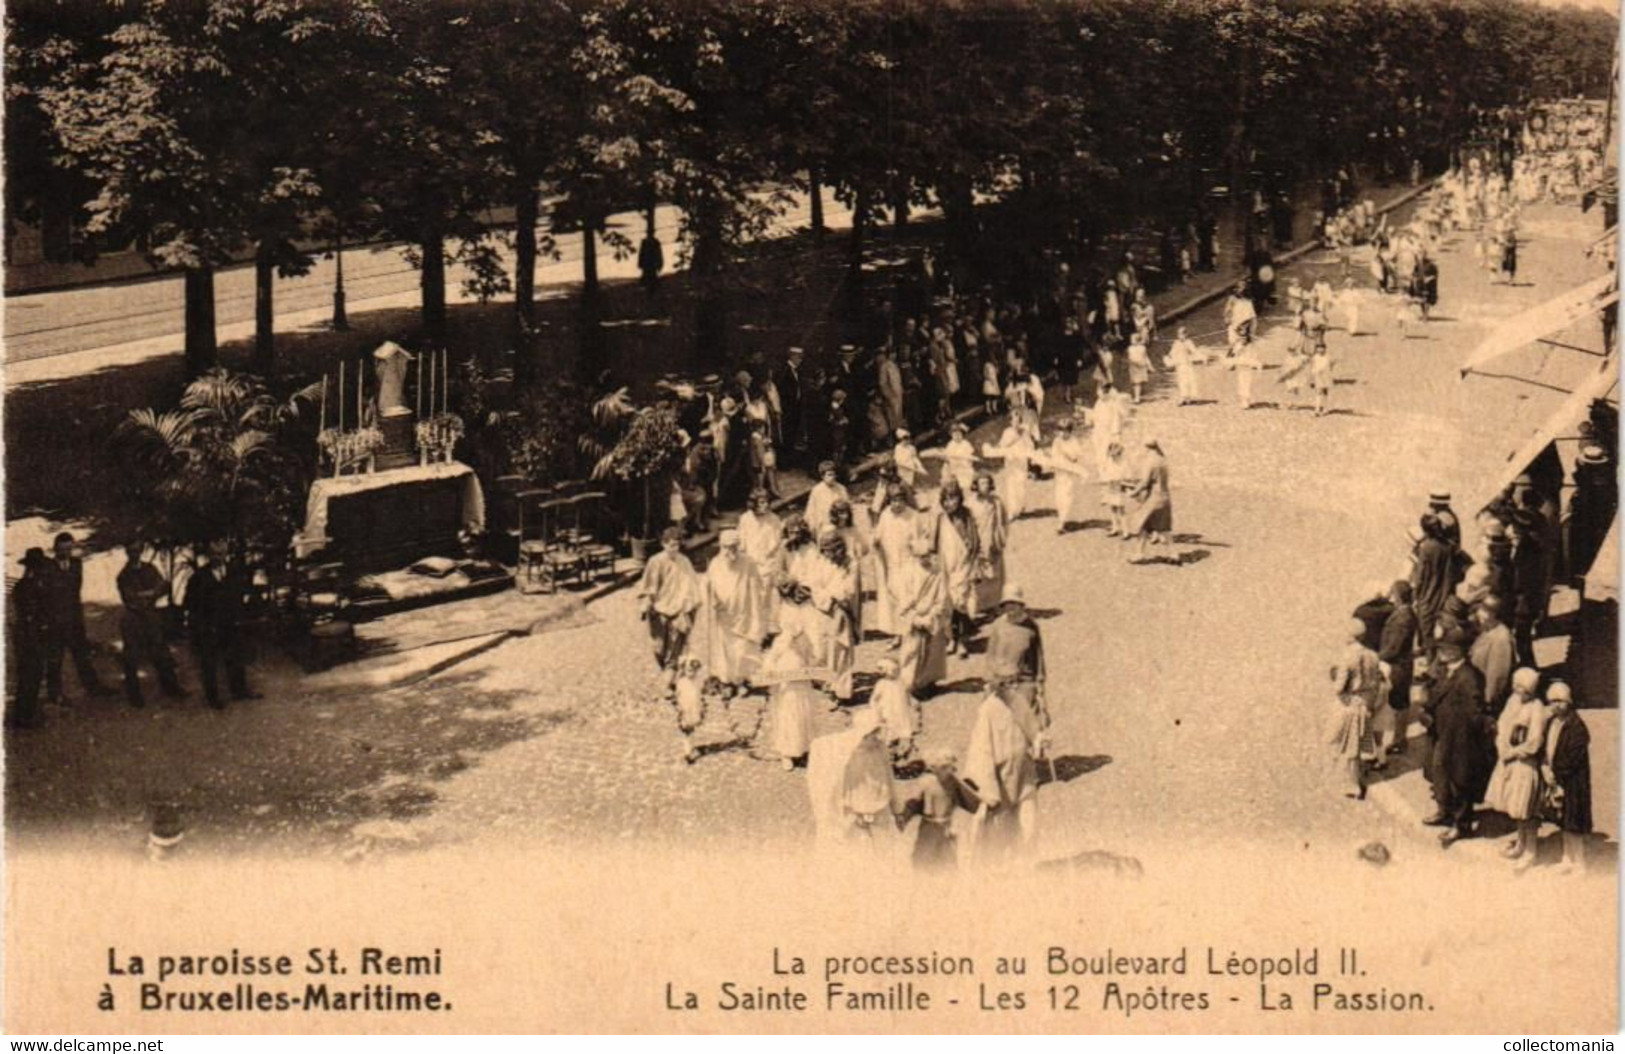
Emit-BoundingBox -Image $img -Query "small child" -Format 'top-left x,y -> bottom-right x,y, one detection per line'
869,656 -> 919,763
981,358 -> 1002,415
1311,345 -> 1334,417
1395,294 -> 1423,340
893,428 -> 926,490
673,656 -> 712,764
1178,245 -> 1194,284
1228,349 -> 1263,409
1165,325 -> 1200,406
1126,330 -> 1152,405
1100,440 -> 1129,537
943,422 -> 978,494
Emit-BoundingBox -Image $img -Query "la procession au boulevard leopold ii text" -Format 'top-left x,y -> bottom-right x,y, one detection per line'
664,946 -> 1438,1019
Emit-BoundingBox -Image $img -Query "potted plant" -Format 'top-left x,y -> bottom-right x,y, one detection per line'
585,395 -> 685,562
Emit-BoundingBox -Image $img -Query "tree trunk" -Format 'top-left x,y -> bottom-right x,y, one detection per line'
183,266 -> 218,377
421,231 -> 447,349
849,185 -> 870,272
253,242 -> 275,376
809,170 -> 825,235
581,212 -> 600,298
513,180 -> 539,385
891,176 -> 909,229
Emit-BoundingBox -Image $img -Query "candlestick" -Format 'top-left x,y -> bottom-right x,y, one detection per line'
356,357 -> 363,427
416,352 -> 423,419
320,374 -> 328,433
441,348 -> 448,416
337,360 -> 345,433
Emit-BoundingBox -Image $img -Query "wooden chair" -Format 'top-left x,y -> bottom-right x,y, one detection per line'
569,491 -> 618,580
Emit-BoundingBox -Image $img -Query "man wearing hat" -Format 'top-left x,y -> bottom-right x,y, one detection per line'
1421,628 -> 1491,846
637,527 -> 702,693
774,347 -> 807,469
984,583 -> 1050,751
1427,490 -> 1461,549
186,544 -> 260,709
7,549 -> 53,729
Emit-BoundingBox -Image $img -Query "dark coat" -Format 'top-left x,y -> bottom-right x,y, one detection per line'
1353,598 -> 1394,652
186,566 -> 245,647
1378,603 -> 1418,709
775,364 -> 806,450
1427,661 -> 1492,806
1548,713 -> 1593,834
10,571 -> 51,639
42,557 -> 86,633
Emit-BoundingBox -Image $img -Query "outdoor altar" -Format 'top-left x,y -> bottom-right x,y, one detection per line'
293,344 -> 512,614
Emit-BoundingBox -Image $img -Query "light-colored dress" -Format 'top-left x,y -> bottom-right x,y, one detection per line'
1048,435 -> 1089,525
702,552 -> 768,685
1167,337 -> 1200,402
943,437 -> 978,493
992,427 -> 1034,517
1484,694 -> 1548,821
871,505 -> 919,636
1126,451 -> 1171,535
968,493 -> 1007,616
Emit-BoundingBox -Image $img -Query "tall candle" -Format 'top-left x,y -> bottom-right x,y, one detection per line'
416,353 -> 423,419
337,360 -> 345,433
320,374 -> 328,433
429,351 -> 436,419
356,357 -> 363,426
441,349 -> 448,416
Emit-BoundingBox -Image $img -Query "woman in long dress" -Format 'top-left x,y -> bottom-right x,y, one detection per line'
807,527 -> 860,703
1165,326 -> 1200,406
1047,416 -> 1089,533
1327,619 -> 1383,799
830,500 -> 870,639
1088,383 -> 1128,469
968,472 -> 1008,617
871,484 -> 920,640
756,627 -> 821,771
1126,436 -> 1173,563
989,412 -> 1034,519
931,480 -> 980,657
1484,668 -> 1548,868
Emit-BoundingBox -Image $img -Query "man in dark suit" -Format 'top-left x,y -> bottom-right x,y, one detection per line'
186,547 -> 259,709
832,346 -> 868,435
1422,632 -> 1490,846
116,541 -> 185,708
8,548 -> 53,729
774,347 -> 807,468
1351,581 -> 1394,652
1377,580 -> 1418,758
43,531 -> 112,702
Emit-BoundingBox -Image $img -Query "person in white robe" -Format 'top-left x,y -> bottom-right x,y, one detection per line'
959,687 -> 1040,866
806,527 -> 860,702
830,500 -> 870,639
802,460 -> 850,538
1088,384 -> 1129,469
1165,326 -> 1201,406
1044,417 -> 1089,532
987,413 -> 1035,518
737,488 -> 783,631
941,422 -> 978,494
893,429 -> 927,491
701,529 -> 769,697
806,707 -> 898,857
869,655 -> 919,760
930,480 -> 980,656
871,485 -> 920,639
968,473 -> 1008,617
754,620 -> 824,771
893,536 -> 951,696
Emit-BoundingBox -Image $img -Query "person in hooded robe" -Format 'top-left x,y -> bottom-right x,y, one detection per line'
869,655 -> 919,761
871,483 -> 921,640
930,480 -> 980,657
806,708 -> 899,857
806,527 -> 860,703
701,529 -> 769,698
960,685 -> 1041,865
968,472 -> 1008,618
904,747 -> 977,872
894,535 -> 951,696
1088,383 -> 1129,468
754,620 -> 824,772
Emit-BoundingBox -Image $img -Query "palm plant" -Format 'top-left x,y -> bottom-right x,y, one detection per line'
578,387 -> 685,544
119,369 -> 321,556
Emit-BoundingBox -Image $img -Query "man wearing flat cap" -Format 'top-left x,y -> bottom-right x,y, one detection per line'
1422,628 -> 1491,846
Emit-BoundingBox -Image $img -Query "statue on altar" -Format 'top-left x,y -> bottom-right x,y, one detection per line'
373,341 -> 415,419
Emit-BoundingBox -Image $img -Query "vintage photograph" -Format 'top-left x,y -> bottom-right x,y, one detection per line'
2,0 -> 1619,1036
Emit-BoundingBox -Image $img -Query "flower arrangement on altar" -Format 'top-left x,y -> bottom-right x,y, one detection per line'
415,412 -> 464,463
317,426 -> 385,474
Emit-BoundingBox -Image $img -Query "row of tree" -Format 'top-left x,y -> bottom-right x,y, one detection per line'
7,0 -> 1616,381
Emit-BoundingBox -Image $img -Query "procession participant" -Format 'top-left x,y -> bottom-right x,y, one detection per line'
1485,668 -> 1548,868
1228,344 -> 1264,409
738,488 -> 784,632
755,628 -> 822,772
1469,594 -> 1516,714
806,707 -> 897,852
941,422 -> 979,494
988,412 -> 1035,519
701,529 -> 770,699
968,472 -> 1009,617
1224,282 -> 1257,355
1542,682 -> 1592,875
7,549 -> 52,730
1165,325 -> 1201,406
869,655 -> 919,761
1422,630 -> 1491,847
1312,274 -> 1336,315
1279,310 -> 1311,409
803,461 -> 850,538
673,656 -> 715,764
908,747 -> 970,871
931,480 -> 980,657
116,541 -> 185,708
1328,618 -> 1383,799
1126,436 -> 1173,564
893,428 -> 927,491
1377,580 -> 1419,757
43,530 -> 113,702
829,500 -> 870,637
1099,440 -> 1130,538
872,483 -> 921,641
960,684 -> 1041,864
1126,328 -> 1152,405
776,514 -> 821,646
1088,382 -> 1129,468
807,527 -> 860,703
1310,344 -> 1334,418
637,526 -> 703,694
1338,277 -> 1363,336
1045,417 -> 1089,533
894,536 -> 951,696
985,583 -> 1050,748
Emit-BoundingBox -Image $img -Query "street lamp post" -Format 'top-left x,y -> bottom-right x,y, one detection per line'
332,234 -> 349,331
